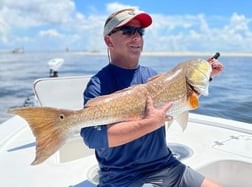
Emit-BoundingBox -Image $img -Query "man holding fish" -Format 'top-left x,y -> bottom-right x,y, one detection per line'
9,7 -> 224,187
81,8 -> 223,187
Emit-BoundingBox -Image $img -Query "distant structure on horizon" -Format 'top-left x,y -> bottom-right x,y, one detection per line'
12,47 -> 24,54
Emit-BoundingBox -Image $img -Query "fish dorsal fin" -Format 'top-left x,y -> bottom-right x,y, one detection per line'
147,74 -> 162,82
85,85 -> 140,107
85,95 -> 111,107
176,111 -> 189,131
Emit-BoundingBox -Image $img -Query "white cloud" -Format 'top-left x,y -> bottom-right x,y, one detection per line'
0,1 -> 252,52
0,0 -> 78,48
105,2 -> 139,13
145,12 -> 252,52
228,13 -> 250,32
0,0 -> 76,26
39,29 -> 62,38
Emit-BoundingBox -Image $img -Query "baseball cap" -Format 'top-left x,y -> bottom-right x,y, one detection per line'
103,8 -> 152,36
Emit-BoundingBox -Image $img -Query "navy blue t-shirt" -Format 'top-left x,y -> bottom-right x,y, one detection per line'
81,63 -> 179,186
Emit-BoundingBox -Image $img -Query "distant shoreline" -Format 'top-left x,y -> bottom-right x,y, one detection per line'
72,51 -> 252,57
143,51 -> 252,57
1,50 -> 252,56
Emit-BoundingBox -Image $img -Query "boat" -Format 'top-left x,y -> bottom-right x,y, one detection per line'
48,58 -> 64,77
1,75 -> 252,187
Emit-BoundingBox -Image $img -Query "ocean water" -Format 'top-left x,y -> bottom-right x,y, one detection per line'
0,51 -> 251,124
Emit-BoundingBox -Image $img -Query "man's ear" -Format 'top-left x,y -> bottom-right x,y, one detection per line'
104,35 -> 113,47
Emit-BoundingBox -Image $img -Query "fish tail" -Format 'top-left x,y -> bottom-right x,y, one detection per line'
8,107 -> 69,165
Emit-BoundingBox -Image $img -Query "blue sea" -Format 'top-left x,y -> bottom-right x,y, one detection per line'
0,51 -> 251,124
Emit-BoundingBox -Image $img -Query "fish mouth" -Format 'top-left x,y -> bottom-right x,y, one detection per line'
188,82 -> 209,96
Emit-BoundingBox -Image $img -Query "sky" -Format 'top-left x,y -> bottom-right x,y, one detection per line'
0,0 -> 252,52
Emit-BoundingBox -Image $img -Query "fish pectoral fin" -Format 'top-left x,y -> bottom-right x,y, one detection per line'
188,92 -> 199,109
176,111 -> 189,131
165,119 -> 174,129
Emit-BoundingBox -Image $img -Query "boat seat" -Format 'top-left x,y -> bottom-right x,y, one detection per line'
33,75 -> 95,163
34,75 -> 92,110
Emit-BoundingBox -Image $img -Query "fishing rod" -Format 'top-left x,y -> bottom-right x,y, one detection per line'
211,52 -> 220,59
208,52 -> 220,81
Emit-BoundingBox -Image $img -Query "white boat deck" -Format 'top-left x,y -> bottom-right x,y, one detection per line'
1,76 -> 252,187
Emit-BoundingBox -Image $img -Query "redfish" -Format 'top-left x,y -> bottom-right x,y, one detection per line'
9,59 -> 212,165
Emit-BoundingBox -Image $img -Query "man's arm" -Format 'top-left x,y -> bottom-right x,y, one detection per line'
107,96 -> 173,147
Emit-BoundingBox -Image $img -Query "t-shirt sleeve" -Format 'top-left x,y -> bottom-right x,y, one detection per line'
80,76 -> 109,149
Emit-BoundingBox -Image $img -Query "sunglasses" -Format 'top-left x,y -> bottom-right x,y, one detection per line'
109,26 -> 145,36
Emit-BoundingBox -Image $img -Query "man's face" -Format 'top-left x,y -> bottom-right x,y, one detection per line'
106,19 -> 144,60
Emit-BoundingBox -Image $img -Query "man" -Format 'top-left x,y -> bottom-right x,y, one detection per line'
81,8 -> 223,187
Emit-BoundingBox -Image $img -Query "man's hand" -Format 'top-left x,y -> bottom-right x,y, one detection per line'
144,96 -> 173,128
207,58 -> 224,78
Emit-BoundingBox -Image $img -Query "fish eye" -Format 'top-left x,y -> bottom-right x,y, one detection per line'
59,114 -> 64,119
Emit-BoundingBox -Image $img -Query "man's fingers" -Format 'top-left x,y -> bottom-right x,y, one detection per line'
165,115 -> 173,121
145,96 -> 173,123
146,96 -> 173,112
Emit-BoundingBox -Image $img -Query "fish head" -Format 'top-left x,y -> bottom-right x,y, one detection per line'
185,59 -> 212,96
